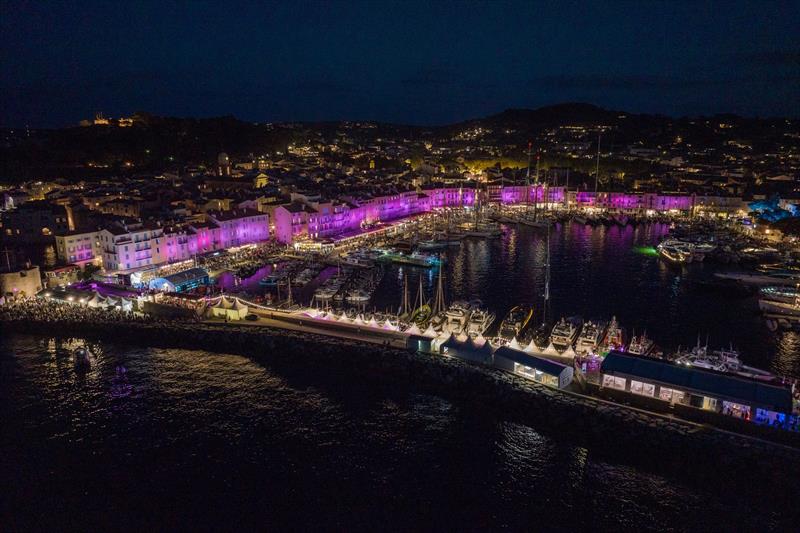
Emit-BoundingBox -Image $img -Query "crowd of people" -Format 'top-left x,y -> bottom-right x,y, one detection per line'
199,241 -> 286,276
0,297 -> 173,325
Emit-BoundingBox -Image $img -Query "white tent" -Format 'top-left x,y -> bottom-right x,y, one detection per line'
211,296 -> 248,320
367,317 -> 380,329
383,319 -> 398,331
406,323 -> 422,335
432,332 -> 453,352
508,337 -> 522,351
353,314 -> 365,326
421,324 -> 438,338
338,311 -> 350,323
542,343 -> 560,357
560,345 -> 578,360
86,291 -> 106,308
456,332 -> 469,343
474,334 -> 487,348
523,339 -> 539,354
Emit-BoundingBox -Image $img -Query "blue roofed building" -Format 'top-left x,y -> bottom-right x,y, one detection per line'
149,267 -> 210,293
600,351 -> 794,423
494,346 -> 574,389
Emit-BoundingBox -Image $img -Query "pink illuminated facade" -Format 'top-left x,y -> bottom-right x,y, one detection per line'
95,209 -> 269,272
570,191 -> 740,212
273,185 -> 739,245
274,187 -> 483,244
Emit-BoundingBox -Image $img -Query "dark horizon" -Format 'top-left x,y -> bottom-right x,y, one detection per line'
2,0 -> 799,128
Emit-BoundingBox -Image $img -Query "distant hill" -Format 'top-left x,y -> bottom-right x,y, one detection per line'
0,103 -> 795,183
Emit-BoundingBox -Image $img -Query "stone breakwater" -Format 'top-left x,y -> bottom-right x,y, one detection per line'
2,318 -> 799,496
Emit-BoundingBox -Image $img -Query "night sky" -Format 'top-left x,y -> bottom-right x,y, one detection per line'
1,0 -> 798,127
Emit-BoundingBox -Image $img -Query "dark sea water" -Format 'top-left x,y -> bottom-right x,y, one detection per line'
1,335 -> 797,532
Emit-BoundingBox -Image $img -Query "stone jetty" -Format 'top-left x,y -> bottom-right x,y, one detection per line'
2,316 -> 799,498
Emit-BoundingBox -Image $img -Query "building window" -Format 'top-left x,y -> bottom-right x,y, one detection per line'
702,397 -> 718,411
602,374 -> 626,390
629,380 -> 654,397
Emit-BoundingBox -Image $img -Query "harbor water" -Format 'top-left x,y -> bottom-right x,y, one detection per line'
1,335 -> 797,531
369,222 -> 798,378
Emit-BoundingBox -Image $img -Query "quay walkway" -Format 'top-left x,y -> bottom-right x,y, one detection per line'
229,308 -> 409,349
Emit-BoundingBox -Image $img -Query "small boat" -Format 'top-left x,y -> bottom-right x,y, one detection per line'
674,343 -> 778,381
627,332 -> 655,356
346,289 -> 371,304
73,347 -> 92,368
714,271 -> 800,286
417,240 -> 449,251
259,271 -> 289,286
759,285 -> 800,304
657,241 -> 692,264
410,304 -> 432,328
601,316 -> 625,353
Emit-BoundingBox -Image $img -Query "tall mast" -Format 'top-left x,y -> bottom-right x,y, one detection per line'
525,142 -> 532,214
415,276 -> 426,310
433,263 -> 445,314
534,153 -> 541,220
543,222 -> 551,326
401,273 -> 410,316
594,131 -> 601,198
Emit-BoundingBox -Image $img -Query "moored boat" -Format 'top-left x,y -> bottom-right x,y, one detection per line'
575,320 -> 607,354
550,317 -> 582,348
497,304 -> 534,340
627,331 -> 655,356
466,300 -> 495,338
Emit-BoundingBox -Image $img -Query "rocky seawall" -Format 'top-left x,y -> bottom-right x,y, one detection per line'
3,318 -> 799,499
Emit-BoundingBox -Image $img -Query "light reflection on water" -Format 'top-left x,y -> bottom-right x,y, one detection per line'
1,335 -> 794,530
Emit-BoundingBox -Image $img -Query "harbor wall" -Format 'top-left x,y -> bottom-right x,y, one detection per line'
2,317 -> 798,497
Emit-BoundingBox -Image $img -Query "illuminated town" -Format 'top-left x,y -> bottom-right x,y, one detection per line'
1,1 -> 799,530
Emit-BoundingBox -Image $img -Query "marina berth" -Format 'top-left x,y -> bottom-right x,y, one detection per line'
714,271 -> 800,286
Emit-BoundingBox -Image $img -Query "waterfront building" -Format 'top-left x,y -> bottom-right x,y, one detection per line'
494,346 -> 574,389
148,267 -> 209,292
43,264 -> 82,288
55,229 -> 103,266
207,209 -> 269,248
97,209 -> 269,273
600,351 -> 792,423
439,334 -> 494,365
